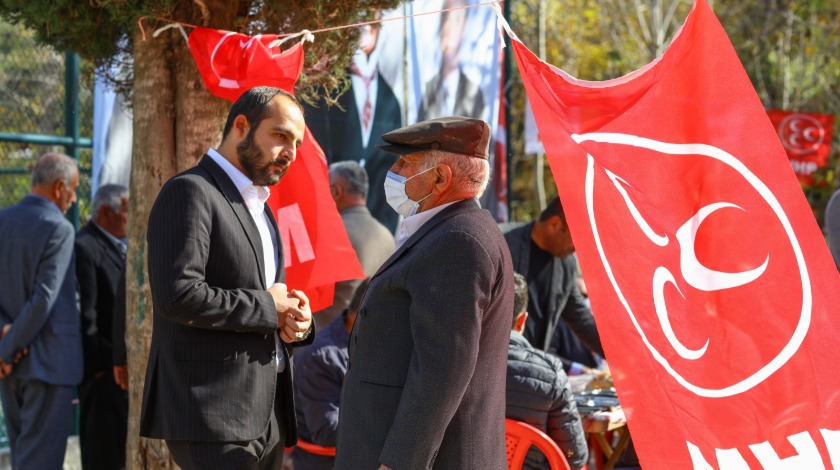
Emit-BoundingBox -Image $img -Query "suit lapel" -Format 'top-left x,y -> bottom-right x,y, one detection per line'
371,199 -> 479,278
200,156 -> 267,288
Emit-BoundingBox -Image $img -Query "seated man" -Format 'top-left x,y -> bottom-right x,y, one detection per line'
506,273 -> 588,470
291,279 -> 367,470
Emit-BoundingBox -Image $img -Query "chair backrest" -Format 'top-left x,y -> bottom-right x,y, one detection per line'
505,418 -> 572,470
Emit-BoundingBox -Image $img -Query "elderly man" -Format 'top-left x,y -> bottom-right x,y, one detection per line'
315,161 -> 394,328
75,183 -> 129,470
336,116 -> 514,469
0,153 -> 83,469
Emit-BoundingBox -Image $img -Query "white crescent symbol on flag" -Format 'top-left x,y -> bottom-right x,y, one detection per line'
210,32 -> 241,90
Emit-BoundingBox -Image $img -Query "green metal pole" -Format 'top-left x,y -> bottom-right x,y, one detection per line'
64,51 -> 81,229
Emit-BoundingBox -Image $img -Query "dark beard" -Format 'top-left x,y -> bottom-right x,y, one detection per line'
236,130 -> 287,186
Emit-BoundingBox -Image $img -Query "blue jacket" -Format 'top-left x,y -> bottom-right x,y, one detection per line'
0,195 -> 82,385
506,331 -> 588,469
292,312 -> 350,469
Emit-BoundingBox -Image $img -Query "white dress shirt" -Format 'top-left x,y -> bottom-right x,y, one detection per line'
207,149 -> 286,372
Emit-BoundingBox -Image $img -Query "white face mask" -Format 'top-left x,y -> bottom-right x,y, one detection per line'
384,167 -> 435,218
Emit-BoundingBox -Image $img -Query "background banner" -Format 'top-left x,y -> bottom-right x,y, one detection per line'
511,0 -> 840,468
767,109 -> 834,186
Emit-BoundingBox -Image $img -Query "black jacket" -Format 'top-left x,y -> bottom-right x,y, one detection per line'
506,331 -> 588,470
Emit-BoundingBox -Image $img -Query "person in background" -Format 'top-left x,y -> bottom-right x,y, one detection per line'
292,279 -> 368,470
506,273 -> 588,470
337,116 -> 514,469
313,162 -> 394,329
0,153 -> 83,469
504,197 -> 604,374
75,183 -> 130,470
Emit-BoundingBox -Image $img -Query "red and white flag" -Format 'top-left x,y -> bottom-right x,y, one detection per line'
509,0 -> 840,468
767,109 -> 834,186
189,27 -> 364,312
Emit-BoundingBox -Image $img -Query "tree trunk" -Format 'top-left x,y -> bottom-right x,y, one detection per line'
125,18 -> 227,470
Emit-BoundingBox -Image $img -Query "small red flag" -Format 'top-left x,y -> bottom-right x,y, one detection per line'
511,0 -> 840,468
187,27 -> 304,102
188,27 -> 364,311
767,109 -> 834,186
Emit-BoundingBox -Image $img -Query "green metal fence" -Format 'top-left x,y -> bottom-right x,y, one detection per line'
0,19 -> 94,224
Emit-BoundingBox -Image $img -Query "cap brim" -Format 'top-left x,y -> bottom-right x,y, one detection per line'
376,144 -> 428,156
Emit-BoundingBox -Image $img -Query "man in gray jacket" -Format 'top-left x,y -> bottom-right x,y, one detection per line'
506,273 -> 588,470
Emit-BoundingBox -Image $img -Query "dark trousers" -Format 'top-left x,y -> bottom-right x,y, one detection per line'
79,373 -> 128,470
0,378 -> 74,470
167,408 -> 286,470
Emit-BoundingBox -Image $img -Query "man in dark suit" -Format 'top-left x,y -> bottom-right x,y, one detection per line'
313,161 -> 394,328
336,117 -> 514,469
140,87 -> 314,470
504,198 -> 604,373
75,183 -> 129,470
304,17 -> 403,232
0,153 -> 83,469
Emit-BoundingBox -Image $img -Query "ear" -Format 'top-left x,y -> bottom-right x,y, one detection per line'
233,115 -> 250,139
432,164 -> 453,193
514,311 -> 528,333
50,179 -> 65,199
330,183 -> 343,201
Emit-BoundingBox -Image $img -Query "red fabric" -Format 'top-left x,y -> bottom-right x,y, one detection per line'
188,27 -> 304,102
188,27 -> 364,311
767,109 -> 834,186
512,1 -> 840,468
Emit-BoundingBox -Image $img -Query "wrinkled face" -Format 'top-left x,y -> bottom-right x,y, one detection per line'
237,95 -> 306,186
388,153 -> 436,201
57,171 -> 80,214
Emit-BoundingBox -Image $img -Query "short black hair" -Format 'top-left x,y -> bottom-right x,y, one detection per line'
538,196 -> 565,222
222,87 -> 302,140
513,272 -> 528,320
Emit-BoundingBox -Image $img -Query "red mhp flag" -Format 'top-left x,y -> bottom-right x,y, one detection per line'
188,27 -> 364,311
767,109 -> 834,186
511,1 -> 840,468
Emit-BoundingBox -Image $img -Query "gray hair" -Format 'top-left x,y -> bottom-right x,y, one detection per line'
423,150 -> 490,197
329,161 -> 369,198
31,153 -> 77,187
92,184 -> 128,217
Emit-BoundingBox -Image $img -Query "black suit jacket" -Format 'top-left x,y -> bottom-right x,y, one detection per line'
504,222 -> 603,360
140,156 -> 312,444
304,71 -> 402,232
75,223 -> 124,380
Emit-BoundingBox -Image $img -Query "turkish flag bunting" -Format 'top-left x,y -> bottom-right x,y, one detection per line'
767,109 -> 834,186
511,0 -> 840,468
188,27 -> 364,311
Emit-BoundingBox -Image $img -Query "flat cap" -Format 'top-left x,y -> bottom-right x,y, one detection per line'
378,116 -> 491,159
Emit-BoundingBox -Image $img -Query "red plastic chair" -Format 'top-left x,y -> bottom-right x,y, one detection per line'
505,418 -> 573,470
294,439 -> 336,457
